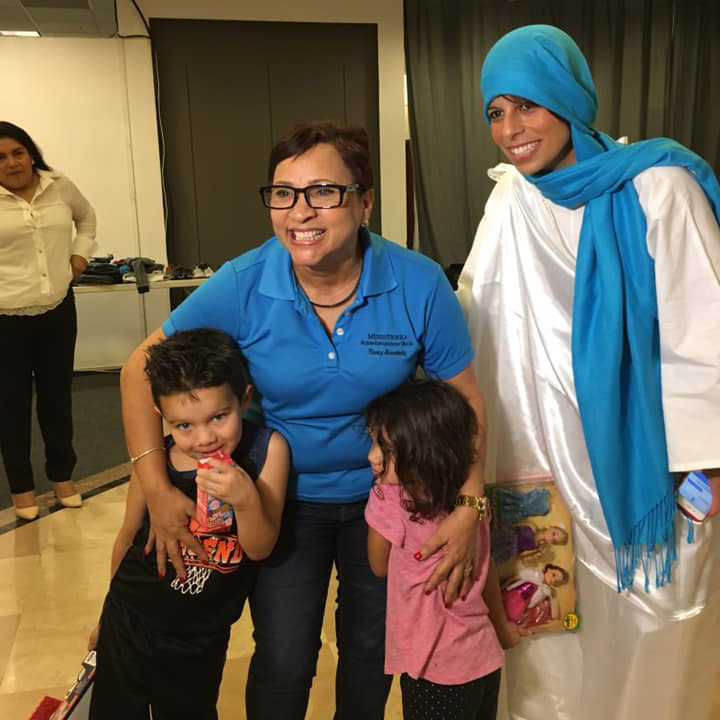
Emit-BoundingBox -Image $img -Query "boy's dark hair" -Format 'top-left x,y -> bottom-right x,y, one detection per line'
0,121 -> 52,170
544,563 -> 570,586
365,378 -> 478,520
268,121 -> 374,189
145,329 -> 249,408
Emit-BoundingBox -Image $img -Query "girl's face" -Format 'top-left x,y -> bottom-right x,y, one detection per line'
487,96 -> 576,176
367,429 -> 399,485
0,137 -> 35,193
270,142 -> 374,273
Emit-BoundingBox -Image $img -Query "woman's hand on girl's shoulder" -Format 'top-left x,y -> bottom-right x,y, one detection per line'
418,504 -> 480,604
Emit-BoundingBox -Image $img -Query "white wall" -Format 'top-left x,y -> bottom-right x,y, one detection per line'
131,0 -> 408,245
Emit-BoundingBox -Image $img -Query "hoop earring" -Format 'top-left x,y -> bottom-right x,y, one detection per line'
361,219 -> 369,228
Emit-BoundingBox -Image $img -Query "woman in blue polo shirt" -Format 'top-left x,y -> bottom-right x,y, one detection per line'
120,122 -> 490,719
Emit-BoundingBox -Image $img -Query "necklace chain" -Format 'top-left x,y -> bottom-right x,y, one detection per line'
300,262 -> 363,309
308,275 -> 361,308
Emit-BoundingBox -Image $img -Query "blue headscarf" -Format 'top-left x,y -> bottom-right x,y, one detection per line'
481,25 -> 720,591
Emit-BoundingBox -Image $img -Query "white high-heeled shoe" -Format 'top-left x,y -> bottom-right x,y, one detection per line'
13,491 -> 39,521
15,504 -> 40,521
53,481 -> 83,508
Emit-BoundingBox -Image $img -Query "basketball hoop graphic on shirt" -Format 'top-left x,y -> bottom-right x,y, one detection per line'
174,519 -> 244,595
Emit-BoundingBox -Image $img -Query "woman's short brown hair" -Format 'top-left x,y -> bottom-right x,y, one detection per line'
268,121 -> 374,189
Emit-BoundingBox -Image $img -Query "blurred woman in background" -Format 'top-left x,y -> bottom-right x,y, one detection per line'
0,121 -> 97,520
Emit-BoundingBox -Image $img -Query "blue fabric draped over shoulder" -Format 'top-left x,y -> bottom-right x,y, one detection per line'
479,25 -> 720,591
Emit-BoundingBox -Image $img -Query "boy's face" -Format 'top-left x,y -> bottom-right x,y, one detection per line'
159,383 -> 250,460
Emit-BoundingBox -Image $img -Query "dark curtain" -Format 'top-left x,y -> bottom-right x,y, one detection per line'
405,0 -> 720,267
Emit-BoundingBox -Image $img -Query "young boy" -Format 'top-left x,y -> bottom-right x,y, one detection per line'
89,328 -> 288,720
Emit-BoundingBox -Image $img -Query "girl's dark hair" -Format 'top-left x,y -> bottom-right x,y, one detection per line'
268,121 -> 374,189
544,563 -> 569,586
365,378 -> 478,520
0,121 -> 51,170
145,329 -> 249,409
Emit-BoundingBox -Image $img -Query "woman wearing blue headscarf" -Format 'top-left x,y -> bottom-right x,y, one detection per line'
457,25 -> 720,720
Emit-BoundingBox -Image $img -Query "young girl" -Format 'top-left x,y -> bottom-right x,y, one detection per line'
88,329 -> 289,720
364,379 -> 504,720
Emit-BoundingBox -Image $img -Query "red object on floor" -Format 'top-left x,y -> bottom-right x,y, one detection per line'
28,696 -> 62,720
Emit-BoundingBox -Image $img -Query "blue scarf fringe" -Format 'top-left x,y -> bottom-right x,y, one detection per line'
613,490 -> 677,593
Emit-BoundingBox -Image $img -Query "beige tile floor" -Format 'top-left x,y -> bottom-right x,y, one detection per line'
1,478 -> 718,720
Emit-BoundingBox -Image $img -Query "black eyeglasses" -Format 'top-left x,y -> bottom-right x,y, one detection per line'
259,183 -> 364,209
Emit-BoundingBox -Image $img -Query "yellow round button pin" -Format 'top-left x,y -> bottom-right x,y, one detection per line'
562,612 -> 580,631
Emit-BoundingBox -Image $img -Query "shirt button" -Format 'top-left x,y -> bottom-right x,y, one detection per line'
336,328 -> 344,336
328,352 -> 336,360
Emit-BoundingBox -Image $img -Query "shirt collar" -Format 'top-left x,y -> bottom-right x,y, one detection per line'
0,168 -> 61,198
258,228 -> 398,303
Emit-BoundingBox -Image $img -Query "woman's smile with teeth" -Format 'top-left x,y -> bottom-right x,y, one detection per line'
292,229 -> 324,242
509,141 -> 540,156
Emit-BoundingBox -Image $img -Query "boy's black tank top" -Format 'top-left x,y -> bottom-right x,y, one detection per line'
109,420 -> 272,633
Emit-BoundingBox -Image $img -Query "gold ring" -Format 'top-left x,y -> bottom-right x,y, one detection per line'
463,563 -> 473,576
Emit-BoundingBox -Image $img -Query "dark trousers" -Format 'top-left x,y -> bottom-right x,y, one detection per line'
401,669 -> 502,720
90,595 -> 230,720
0,290 -> 77,494
246,500 -> 392,720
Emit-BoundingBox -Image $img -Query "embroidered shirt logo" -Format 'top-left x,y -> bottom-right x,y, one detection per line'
360,333 -> 412,357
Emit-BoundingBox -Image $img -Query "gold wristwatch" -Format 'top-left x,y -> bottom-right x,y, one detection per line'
455,494 -> 489,518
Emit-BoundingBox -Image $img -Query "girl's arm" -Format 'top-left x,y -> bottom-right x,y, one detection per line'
196,431 -> 289,560
419,363 -> 487,602
367,527 -> 391,578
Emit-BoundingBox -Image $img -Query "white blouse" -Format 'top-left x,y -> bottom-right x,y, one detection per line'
0,169 -> 97,314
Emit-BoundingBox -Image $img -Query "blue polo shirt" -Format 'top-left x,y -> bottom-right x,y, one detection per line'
163,231 -> 473,502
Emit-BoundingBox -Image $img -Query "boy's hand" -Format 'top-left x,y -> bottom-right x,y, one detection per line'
196,458 -> 256,509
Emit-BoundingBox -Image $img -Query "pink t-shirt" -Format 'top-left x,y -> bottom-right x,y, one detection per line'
365,484 -> 504,684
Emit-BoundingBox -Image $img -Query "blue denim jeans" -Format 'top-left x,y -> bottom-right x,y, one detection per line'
246,500 -> 391,720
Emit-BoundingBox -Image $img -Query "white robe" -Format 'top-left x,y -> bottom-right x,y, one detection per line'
457,163 -> 720,720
